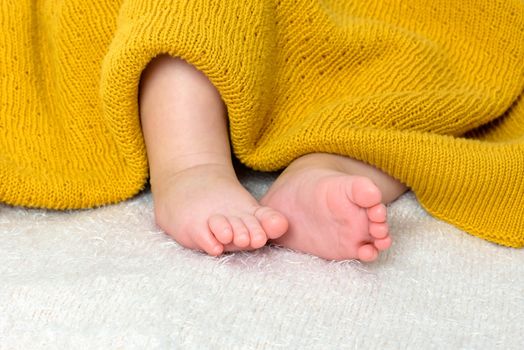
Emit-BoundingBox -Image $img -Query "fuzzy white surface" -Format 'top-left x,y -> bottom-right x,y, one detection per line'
1,167 -> 523,349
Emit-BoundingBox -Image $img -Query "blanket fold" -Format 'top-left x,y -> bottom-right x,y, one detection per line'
1,0 -> 523,247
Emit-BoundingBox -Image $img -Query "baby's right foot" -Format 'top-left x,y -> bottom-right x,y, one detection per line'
260,153 -> 406,262
152,164 -> 288,256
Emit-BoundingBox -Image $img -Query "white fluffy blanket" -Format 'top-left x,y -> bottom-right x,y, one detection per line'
1,167 -> 523,349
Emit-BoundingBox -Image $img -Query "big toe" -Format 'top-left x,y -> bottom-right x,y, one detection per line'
350,177 -> 382,208
254,206 -> 289,239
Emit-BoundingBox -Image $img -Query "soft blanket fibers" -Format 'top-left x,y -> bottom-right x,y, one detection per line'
0,169 -> 522,349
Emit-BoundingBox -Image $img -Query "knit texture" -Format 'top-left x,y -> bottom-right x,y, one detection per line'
0,0 -> 523,247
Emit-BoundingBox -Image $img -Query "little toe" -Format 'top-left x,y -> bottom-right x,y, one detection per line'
374,236 -> 392,251
350,177 -> 382,208
369,222 -> 389,239
208,214 -> 234,244
254,206 -> 289,240
242,216 -> 268,249
357,243 -> 379,262
229,217 -> 251,248
191,229 -> 224,256
367,204 -> 387,223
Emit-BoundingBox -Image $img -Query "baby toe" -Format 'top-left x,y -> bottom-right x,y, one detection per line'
208,214 -> 233,244
369,222 -> 389,239
357,243 -> 379,262
367,204 -> 387,223
242,216 -> 268,249
191,229 -> 224,256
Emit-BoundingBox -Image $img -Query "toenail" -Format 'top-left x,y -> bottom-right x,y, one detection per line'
270,214 -> 281,222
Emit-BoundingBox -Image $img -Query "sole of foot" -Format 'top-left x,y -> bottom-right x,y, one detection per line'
261,167 -> 392,262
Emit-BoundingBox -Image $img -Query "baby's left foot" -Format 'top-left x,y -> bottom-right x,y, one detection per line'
152,164 -> 288,256
261,156 -> 396,262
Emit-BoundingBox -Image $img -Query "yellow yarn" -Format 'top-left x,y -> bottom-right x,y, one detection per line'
1,0 -> 523,247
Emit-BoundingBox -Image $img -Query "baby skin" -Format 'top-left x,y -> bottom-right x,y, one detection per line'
139,56 -> 408,262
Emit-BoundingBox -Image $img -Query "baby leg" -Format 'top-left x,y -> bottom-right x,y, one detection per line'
261,153 -> 408,262
139,55 -> 288,256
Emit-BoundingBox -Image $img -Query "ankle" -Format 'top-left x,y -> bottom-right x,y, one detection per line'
151,160 -> 237,190
286,153 -> 408,204
154,151 -> 233,175
286,153 -> 346,173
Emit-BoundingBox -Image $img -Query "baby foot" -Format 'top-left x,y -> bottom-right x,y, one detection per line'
152,164 -> 288,256
261,167 -> 391,262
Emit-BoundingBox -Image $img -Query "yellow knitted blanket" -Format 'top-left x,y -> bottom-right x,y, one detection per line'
1,0 -> 523,248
